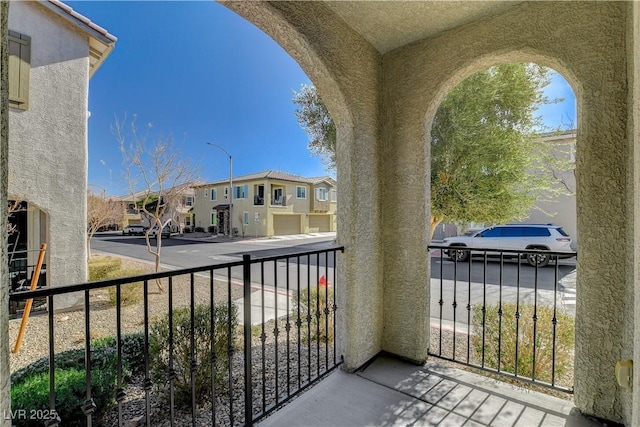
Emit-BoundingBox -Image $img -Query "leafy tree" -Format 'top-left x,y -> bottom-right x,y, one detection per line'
292,85 -> 336,170
113,115 -> 200,291
293,64 -> 570,237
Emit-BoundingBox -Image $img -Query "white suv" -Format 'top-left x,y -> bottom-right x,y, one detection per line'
442,224 -> 573,267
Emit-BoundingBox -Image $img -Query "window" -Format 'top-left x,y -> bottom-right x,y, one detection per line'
243,212 -> 249,225
273,188 -> 284,205
185,197 -> 193,207
233,185 -> 248,199
315,187 -> 329,201
479,227 -> 500,238
185,217 -> 191,226
296,186 -> 307,199
330,189 -> 337,202
211,213 -> 217,225
224,186 -> 229,200
210,188 -> 217,201
9,30 -> 30,111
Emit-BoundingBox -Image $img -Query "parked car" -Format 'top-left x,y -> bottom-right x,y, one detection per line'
442,224 -> 573,267
149,225 -> 171,239
122,225 -> 146,236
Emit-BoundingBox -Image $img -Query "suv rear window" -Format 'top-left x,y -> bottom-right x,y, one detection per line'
555,227 -> 569,237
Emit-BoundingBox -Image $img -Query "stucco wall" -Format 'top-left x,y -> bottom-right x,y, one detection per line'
382,1 -> 629,423
222,1 -> 384,371
8,2 -> 89,306
628,2 -> 640,425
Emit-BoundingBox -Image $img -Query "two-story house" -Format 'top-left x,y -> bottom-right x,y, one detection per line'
112,183 -> 196,233
192,171 -> 337,237
8,1 -> 115,308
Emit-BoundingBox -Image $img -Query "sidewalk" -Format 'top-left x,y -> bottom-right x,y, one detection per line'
173,231 -> 336,244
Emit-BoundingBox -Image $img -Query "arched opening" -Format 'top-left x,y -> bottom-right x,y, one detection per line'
425,59 -> 579,392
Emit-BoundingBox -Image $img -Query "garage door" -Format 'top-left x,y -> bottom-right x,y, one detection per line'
309,215 -> 331,232
273,215 -> 301,235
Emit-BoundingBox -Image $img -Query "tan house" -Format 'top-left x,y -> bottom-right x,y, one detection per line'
112,184 -> 196,232
192,171 -> 336,237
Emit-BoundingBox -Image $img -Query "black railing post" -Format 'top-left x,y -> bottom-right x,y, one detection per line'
243,254 -> 253,426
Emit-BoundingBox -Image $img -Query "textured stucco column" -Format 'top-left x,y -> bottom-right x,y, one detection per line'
629,2 -> 640,425
1,2 -> 10,425
222,1 -> 385,370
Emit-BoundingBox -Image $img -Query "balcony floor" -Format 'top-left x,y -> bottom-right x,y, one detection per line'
258,355 -> 603,427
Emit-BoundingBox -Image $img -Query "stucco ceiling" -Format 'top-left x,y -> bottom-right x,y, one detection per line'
324,1 -> 523,54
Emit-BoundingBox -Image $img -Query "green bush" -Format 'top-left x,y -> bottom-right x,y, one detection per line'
105,268 -> 145,306
292,285 -> 335,343
88,257 -> 122,281
149,304 -> 238,407
471,302 -> 575,383
11,344 -> 119,426
92,332 -> 146,376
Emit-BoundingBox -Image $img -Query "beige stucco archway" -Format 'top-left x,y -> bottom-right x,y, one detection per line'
221,2 -> 639,425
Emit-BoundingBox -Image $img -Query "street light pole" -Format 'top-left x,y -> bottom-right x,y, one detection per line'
207,143 -> 233,237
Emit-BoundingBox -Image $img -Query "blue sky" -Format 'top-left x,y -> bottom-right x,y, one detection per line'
69,1 -> 576,196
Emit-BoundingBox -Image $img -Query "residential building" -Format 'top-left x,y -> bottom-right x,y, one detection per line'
111,184 -> 196,232
192,171 -> 336,237
7,0 -> 115,308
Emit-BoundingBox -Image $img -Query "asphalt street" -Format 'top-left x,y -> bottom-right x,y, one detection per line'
91,233 -> 577,327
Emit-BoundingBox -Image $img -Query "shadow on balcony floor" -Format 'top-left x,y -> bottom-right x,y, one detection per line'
258,355 -> 605,427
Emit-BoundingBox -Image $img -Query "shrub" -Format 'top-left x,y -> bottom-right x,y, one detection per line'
92,332 -> 146,376
183,226 -> 192,233
292,284 -> 335,343
11,344 -> 119,426
105,268 -> 145,306
207,225 -> 216,233
149,304 -> 238,407
471,302 -> 575,383
88,256 -> 122,282
194,226 -> 205,232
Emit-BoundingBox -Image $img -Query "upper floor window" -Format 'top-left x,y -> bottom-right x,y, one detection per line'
296,186 -> 307,199
233,185 -> 248,199
330,189 -> 337,202
315,187 -> 329,201
224,186 -> 229,200
9,30 -> 31,111
185,197 -> 193,207
211,188 -> 217,201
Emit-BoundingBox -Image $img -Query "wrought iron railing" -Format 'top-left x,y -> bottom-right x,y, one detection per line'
9,246 -> 343,426
428,245 -> 577,393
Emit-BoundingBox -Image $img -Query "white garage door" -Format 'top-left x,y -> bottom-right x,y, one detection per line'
309,215 -> 331,232
273,215 -> 301,235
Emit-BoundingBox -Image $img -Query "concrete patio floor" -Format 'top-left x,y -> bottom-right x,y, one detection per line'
258,355 -> 606,427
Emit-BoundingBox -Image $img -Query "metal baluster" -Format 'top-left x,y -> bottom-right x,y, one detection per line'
286,257 -> 291,397
307,254 -> 311,384
274,259 -> 280,404
296,255 -> 302,389
552,260 -> 559,387
261,261 -> 266,414
190,273 -> 197,424
332,250 -> 338,366
438,248 -> 445,356
532,259 -> 539,382
208,270 -> 215,427
116,285 -> 125,427
242,255 -> 253,426
45,295 -> 60,427
498,252 -> 504,373
169,277 -> 176,427
143,280 -> 152,427
452,252 -> 458,360
481,252 -> 487,367
316,253 -> 320,378
515,255 -> 521,378
83,290 -> 96,426
466,253 -> 472,364
227,267 -> 235,427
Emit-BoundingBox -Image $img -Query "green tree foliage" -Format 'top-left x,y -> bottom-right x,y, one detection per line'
292,85 -> 336,170
293,64 -> 570,237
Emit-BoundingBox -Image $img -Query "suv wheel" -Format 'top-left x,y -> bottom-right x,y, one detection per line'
526,251 -> 549,267
449,247 -> 469,262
